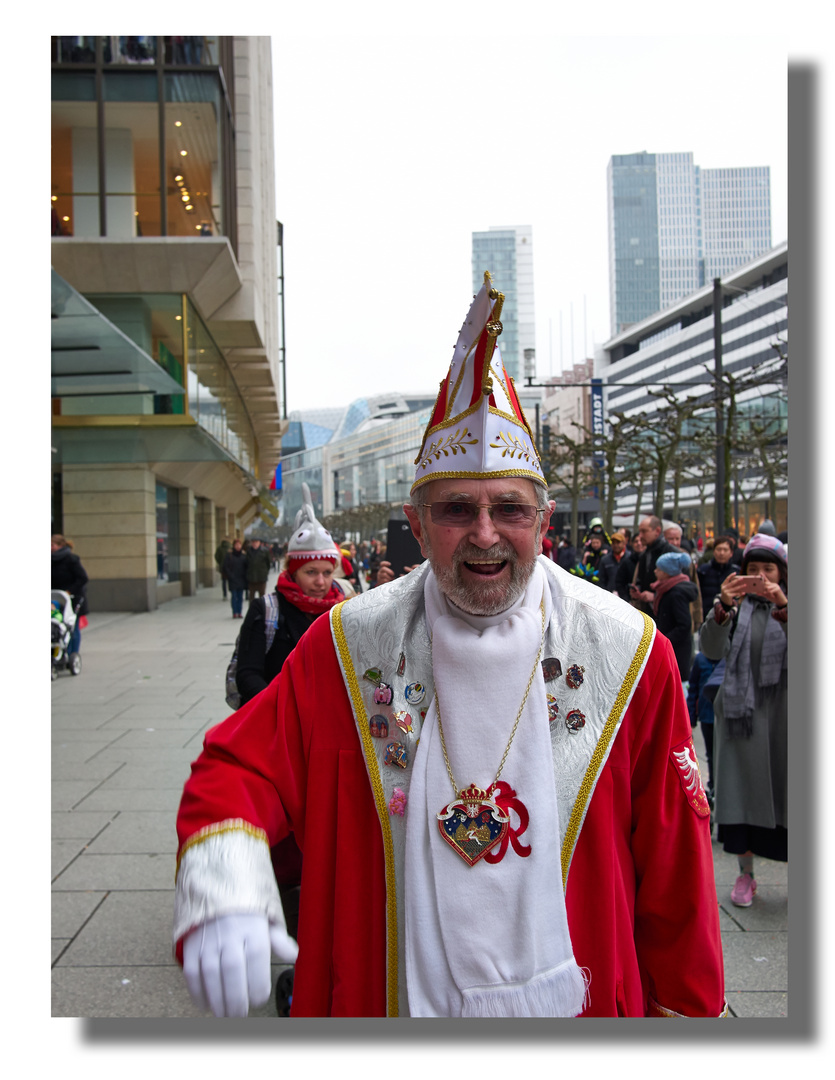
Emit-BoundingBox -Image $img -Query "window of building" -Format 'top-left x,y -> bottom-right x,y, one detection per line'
51,39 -> 230,242
165,73 -> 224,236
102,71 -> 161,237
51,73 -> 98,236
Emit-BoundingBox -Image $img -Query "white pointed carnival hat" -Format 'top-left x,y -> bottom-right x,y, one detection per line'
411,272 -> 545,493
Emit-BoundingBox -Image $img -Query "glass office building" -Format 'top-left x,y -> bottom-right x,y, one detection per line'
607,152 -> 772,335
471,226 -> 535,383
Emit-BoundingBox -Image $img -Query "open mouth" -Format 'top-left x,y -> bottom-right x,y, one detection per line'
463,560 -> 508,577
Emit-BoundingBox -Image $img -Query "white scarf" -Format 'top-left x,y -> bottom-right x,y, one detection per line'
404,561 -> 588,1017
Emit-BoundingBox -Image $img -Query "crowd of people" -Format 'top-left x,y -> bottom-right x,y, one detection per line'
49,278 -> 782,1019
541,513 -> 788,912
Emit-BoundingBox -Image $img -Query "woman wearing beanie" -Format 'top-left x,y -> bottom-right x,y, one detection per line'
651,551 -> 699,680
699,533 -> 788,909
233,485 -> 350,1012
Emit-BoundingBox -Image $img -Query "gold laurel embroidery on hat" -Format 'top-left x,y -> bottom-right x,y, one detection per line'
411,271 -> 546,493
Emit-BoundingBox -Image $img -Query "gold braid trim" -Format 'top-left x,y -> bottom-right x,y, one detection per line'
411,467 -> 548,491
331,602 -> 399,1018
175,819 -> 270,881
444,337 -> 480,421
560,612 -> 655,890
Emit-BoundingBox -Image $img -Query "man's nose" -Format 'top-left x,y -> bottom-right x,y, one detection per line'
467,506 -> 502,547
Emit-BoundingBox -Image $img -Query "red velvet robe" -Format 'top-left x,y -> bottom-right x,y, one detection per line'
176,614 -> 724,1017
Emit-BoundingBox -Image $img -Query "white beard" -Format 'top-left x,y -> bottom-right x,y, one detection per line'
426,539 -> 538,616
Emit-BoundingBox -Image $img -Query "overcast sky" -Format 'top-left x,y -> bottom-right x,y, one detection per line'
271,21 -> 788,413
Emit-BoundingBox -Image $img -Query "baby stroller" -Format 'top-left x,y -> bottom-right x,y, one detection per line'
52,590 -> 81,679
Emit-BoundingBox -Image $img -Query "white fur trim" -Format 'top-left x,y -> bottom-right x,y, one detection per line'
173,823 -> 287,950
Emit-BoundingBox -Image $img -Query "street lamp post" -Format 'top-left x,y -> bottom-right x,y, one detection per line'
713,277 -> 725,538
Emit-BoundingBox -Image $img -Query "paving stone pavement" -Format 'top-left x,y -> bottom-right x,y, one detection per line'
51,580 -> 787,1018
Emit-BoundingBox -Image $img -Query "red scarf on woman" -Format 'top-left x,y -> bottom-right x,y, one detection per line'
275,570 -> 344,616
650,572 -> 689,616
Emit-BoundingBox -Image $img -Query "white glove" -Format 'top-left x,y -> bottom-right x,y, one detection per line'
183,913 -> 299,1017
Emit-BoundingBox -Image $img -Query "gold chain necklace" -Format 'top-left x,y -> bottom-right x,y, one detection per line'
434,598 -> 545,866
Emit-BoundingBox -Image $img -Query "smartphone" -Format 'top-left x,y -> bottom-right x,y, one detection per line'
385,519 -> 425,579
734,575 -> 771,597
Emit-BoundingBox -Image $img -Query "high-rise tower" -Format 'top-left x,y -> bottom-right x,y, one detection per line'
607,152 -> 771,335
471,225 -> 535,384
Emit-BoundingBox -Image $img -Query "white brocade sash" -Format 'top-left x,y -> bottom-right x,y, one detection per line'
330,556 -> 654,1016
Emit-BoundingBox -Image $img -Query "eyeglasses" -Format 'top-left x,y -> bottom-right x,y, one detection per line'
426,501 -> 547,529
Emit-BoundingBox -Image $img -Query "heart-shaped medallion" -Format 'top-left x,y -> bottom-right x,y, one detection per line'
436,784 -> 509,866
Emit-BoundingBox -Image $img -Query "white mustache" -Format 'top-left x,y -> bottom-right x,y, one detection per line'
453,543 -> 517,566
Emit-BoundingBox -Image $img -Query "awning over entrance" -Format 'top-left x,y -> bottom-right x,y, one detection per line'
51,269 -> 185,398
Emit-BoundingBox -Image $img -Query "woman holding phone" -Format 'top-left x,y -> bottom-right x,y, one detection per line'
699,532 -> 787,908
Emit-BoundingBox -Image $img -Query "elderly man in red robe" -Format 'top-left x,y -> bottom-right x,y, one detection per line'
174,274 -> 726,1018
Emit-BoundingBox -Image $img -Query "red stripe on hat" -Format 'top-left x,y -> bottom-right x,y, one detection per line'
469,329 -> 490,408
429,373 -> 450,429
505,368 -> 526,424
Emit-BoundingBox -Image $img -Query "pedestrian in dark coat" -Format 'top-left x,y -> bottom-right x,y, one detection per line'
555,535 -> 576,570
629,516 -> 677,619
51,535 -> 89,652
614,534 -> 644,601
696,536 -> 737,621
651,551 -> 699,680
598,532 -> 627,593
222,540 -> 248,618
214,536 -> 232,599
245,538 -> 272,601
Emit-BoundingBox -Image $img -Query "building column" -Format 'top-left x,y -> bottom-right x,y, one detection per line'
174,489 -> 197,596
214,505 -> 228,548
196,497 -> 216,588
61,464 -> 157,611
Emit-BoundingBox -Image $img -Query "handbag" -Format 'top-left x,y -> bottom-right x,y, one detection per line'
225,594 -> 281,709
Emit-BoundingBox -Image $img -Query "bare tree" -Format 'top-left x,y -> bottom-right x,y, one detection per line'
543,430 -> 597,548
708,339 -> 787,527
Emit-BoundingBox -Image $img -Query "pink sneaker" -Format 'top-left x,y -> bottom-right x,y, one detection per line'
730,873 -> 757,907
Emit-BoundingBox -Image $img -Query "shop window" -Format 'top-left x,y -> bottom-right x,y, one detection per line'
103,72 -> 161,237
164,73 -> 223,237
156,483 -> 170,581
51,74 -> 98,237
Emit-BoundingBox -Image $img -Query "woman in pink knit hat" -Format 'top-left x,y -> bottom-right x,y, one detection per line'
699,531 -> 788,909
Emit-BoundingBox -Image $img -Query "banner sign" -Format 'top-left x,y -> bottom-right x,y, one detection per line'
591,378 -> 604,437
591,378 -> 604,498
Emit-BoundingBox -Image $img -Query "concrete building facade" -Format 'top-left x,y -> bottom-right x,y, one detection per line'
599,242 -> 787,536
51,35 -> 286,610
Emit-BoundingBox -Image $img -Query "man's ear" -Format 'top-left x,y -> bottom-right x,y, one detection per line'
403,503 -> 430,559
537,500 -> 555,553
